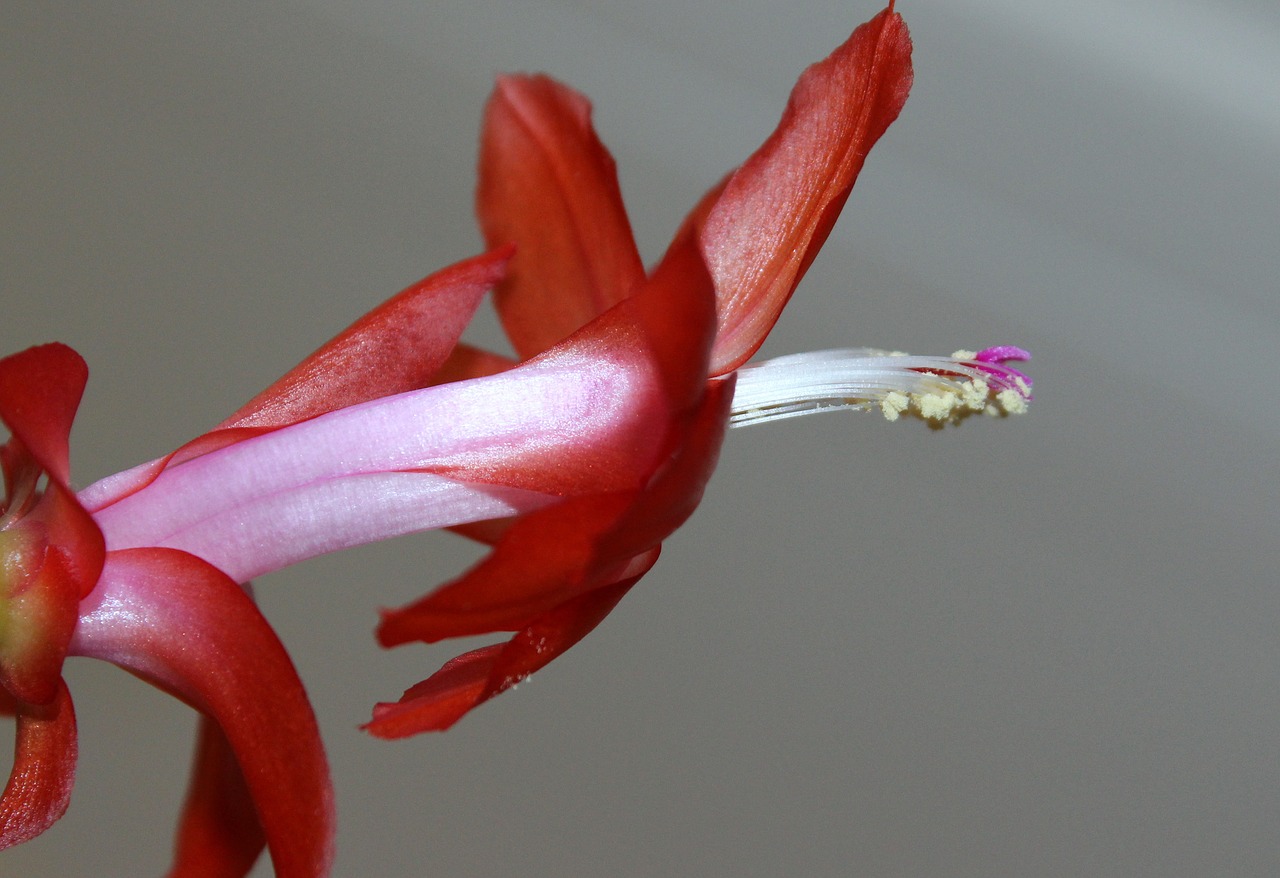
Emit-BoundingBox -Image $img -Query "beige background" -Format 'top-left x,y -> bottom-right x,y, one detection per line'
4,1 -> 1278,875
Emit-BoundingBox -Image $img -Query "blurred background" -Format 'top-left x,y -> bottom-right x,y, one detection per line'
4,1 -> 1278,875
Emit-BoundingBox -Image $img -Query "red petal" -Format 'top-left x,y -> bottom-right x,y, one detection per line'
0,343 -> 86,485
408,236 -> 715,504
675,6 -> 914,374
71,549 -> 334,878
365,558 -> 649,736
221,247 -> 511,429
0,679 -> 77,849
428,342 -> 518,386
478,75 -> 646,358
596,374 -> 735,559
81,250 -> 511,511
378,491 -> 638,644
615,232 -> 717,411
167,717 -> 267,878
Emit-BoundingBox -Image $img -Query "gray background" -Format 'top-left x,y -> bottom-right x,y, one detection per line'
4,0 -> 1278,875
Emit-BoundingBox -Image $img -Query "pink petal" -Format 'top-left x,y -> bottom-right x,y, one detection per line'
478,75 -> 646,358
71,548 -> 334,878
75,426 -> 276,513
88,349 -> 670,579
123,471 -> 548,584
79,250 -> 511,514
0,679 -> 76,850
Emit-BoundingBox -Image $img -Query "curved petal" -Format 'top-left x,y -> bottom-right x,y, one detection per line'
378,491 -> 639,644
76,426 -> 278,513
613,231 -> 717,412
0,678 -> 76,850
0,343 -> 87,485
128,472 -> 549,585
365,557 -> 650,737
380,382 -> 731,737
27,483 -> 106,603
0,345 -> 103,705
478,75 -> 646,357
71,549 -> 334,878
166,718 -> 266,878
0,342 -> 104,601
673,6 -> 914,374
221,247 -> 512,429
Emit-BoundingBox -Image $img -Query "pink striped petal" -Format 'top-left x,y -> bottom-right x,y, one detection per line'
87,348 -> 668,580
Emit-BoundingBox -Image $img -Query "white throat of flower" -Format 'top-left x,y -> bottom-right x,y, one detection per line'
729,347 -> 1032,428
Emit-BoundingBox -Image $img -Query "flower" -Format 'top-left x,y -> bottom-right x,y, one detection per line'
2,2 -> 1032,872
362,2 -> 1027,736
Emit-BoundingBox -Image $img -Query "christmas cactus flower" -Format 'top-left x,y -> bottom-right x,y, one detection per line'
365,2 -> 1029,736
2,3 -> 1032,875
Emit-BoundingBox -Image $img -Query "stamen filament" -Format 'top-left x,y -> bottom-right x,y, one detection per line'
729,347 -> 1031,428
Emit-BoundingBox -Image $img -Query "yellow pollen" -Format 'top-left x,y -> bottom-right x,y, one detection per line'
880,391 -> 909,421
960,378 -> 990,410
996,388 -> 1028,415
917,392 -> 957,420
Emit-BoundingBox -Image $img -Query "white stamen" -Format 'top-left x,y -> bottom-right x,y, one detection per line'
729,348 -> 1031,428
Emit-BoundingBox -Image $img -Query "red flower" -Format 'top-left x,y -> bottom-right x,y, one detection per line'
2,4 -> 1032,872
365,4 -> 920,735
